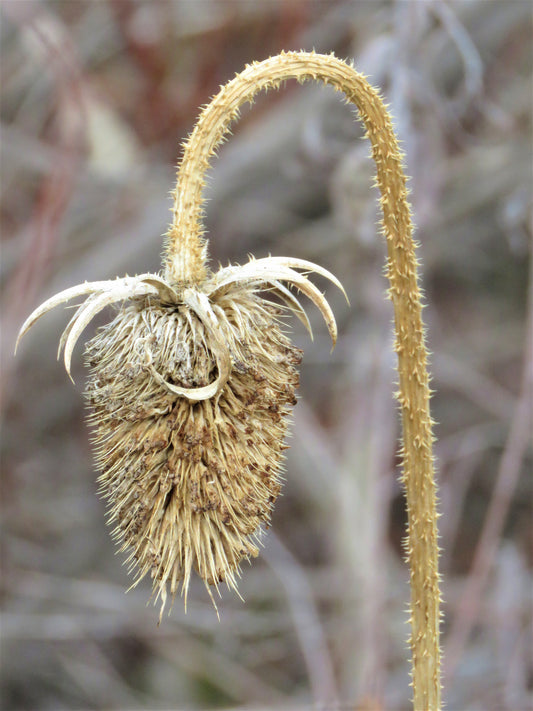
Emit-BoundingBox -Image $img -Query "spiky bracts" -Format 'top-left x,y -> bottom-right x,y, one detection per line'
17,256 -> 343,616
85,285 -> 303,614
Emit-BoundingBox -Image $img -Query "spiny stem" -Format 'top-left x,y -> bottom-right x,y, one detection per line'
166,50 -> 441,710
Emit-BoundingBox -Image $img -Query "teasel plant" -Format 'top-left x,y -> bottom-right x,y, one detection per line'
16,52 -> 441,709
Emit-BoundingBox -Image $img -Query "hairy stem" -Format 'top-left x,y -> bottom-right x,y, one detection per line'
166,50 -> 441,710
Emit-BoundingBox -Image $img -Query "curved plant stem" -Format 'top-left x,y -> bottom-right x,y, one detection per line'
165,51 -> 441,710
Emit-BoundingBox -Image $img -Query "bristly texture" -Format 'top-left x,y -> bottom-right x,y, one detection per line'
85,283 -> 303,613
17,256 -> 344,617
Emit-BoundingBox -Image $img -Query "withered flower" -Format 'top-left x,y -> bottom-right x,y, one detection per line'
18,261 -> 343,614
17,53 -> 440,711
17,55 -> 346,616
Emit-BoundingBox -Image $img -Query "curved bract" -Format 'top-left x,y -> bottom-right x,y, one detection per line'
16,258 -> 343,398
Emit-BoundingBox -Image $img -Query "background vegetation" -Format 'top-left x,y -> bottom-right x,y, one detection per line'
2,1 -> 531,709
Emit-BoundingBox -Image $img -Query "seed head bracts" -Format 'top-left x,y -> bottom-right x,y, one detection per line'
16,257 -> 344,615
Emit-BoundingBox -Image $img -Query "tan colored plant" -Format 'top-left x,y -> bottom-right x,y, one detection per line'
17,52 -> 441,709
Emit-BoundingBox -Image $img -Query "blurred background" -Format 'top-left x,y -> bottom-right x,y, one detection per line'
1,1 -> 531,710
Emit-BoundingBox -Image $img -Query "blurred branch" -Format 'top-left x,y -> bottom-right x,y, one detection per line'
263,531 -> 339,708
431,0 -> 483,111
434,352 -> 515,421
444,230 -> 533,682
154,633 -> 289,706
1,1 -> 88,400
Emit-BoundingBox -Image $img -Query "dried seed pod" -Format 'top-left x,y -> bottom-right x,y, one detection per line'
84,285 -> 305,611
17,258 -> 343,615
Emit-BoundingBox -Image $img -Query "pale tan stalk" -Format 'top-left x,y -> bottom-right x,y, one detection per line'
165,51 -> 441,710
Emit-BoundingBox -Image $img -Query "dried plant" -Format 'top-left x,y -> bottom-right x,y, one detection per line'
17,52 -> 441,709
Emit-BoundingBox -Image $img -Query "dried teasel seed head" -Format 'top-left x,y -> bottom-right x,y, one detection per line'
84,282 -> 305,613
16,257 -> 344,616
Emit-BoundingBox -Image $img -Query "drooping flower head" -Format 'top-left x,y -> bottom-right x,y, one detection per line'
17,56 -> 439,711
17,55 -> 347,617
17,258 -> 343,615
